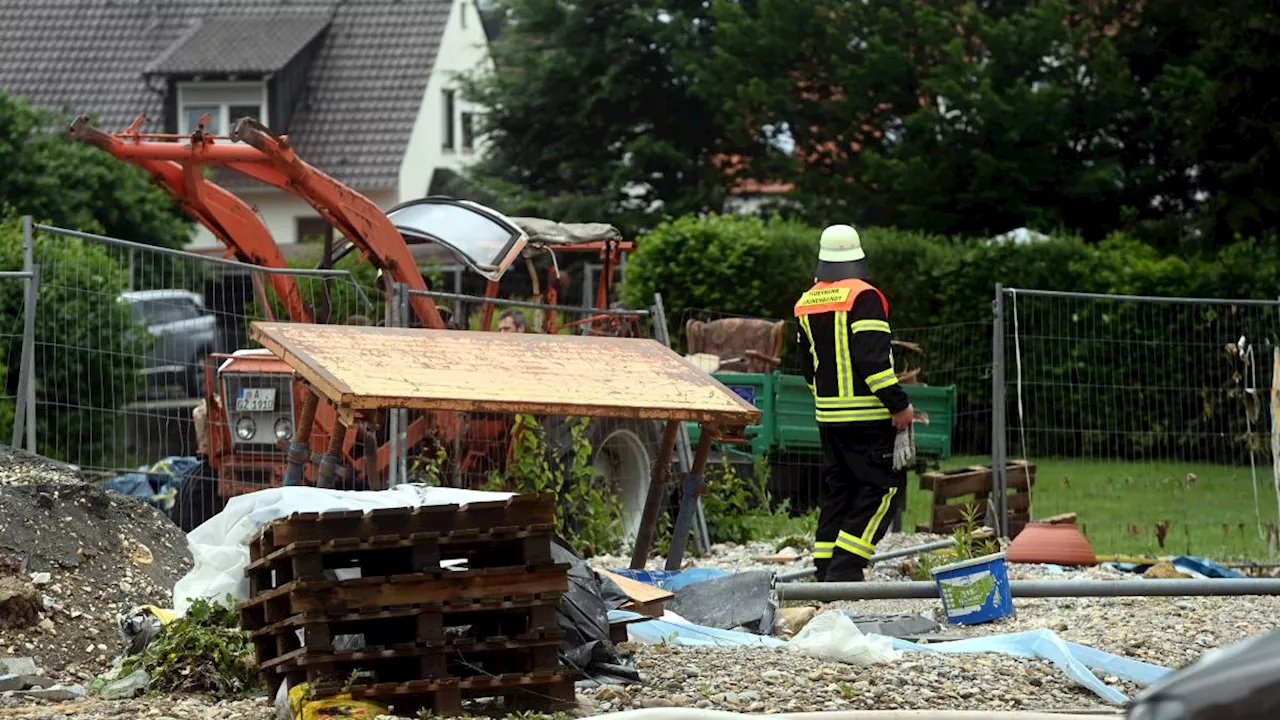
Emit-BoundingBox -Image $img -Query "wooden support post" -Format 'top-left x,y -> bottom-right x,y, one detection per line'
665,425 -> 715,571
283,390 -> 320,486
630,419 -> 680,569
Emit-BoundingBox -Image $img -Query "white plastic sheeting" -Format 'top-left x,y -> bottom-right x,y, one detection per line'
172,484 -> 513,614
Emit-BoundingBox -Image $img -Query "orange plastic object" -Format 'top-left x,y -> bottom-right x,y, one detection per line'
1007,522 -> 1098,566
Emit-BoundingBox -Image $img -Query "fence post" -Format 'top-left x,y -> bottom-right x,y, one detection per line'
385,283 -> 400,486
12,217 -> 37,451
991,283 -> 1009,538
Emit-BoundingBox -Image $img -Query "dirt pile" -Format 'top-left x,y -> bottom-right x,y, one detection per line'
0,447 -> 192,681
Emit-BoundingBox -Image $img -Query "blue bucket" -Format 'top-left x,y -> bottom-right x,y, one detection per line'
929,551 -> 1013,625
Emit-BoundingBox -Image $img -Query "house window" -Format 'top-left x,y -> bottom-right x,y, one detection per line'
296,217 -> 334,245
442,89 -> 456,151
461,112 -> 475,152
177,82 -> 268,136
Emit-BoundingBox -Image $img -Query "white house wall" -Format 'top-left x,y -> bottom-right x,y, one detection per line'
399,0 -> 494,202
188,189 -> 398,249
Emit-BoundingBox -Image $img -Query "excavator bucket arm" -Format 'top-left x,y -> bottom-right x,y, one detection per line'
69,115 -> 313,323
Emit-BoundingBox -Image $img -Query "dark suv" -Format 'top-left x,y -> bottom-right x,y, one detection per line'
120,290 -> 217,398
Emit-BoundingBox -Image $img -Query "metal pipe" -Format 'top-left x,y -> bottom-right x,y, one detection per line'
992,282 -> 1008,538
585,709 -> 1119,720
283,391 -> 321,486
776,538 -> 960,582
405,288 -> 651,317
316,418 -> 348,489
665,426 -> 715,571
776,578 -> 1280,602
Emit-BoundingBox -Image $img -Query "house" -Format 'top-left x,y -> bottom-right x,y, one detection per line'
0,0 -> 493,251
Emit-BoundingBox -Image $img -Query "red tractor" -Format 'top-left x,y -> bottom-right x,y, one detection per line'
71,114 -> 661,533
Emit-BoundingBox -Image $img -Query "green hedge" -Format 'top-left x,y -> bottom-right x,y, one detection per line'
622,215 -> 1279,462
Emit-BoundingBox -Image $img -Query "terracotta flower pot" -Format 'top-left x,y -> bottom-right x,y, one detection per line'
1006,522 -> 1097,566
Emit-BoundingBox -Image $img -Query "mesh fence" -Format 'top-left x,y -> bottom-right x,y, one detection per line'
25,224 -> 380,527
1000,289 -> 1280,559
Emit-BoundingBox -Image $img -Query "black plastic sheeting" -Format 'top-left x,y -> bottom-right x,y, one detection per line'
666,569 -> 777,632
552,538 -> 640,686
1127,628 -> 1280,720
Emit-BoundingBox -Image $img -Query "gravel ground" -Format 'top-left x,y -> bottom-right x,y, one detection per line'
0,454 -> 192,681
0,493 -> 1271,719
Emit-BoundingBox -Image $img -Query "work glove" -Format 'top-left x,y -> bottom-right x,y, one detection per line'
892,424 -> 915,472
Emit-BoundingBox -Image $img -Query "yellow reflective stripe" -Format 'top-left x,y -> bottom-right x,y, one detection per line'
799,315 -> 818,379
814,541 -> 835,560
835,533 -> 873,559
815,395 -> 885,409
836,531 -> 874,552
815,408 -> 892,423
833,311 -> 852,397
850,319 -> 891,334
860,487 -> 898,545
866,368 -> 898,392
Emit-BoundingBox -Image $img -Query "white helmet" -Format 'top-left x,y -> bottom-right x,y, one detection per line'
818,224 -> 865,263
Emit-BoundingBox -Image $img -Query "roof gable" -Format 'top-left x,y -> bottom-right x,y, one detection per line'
0,0 -> 454,190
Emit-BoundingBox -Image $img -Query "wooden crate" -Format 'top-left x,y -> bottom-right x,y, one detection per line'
917,461 -> 1035,536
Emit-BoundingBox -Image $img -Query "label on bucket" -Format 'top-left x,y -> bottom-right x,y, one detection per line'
938,571 -> 997,616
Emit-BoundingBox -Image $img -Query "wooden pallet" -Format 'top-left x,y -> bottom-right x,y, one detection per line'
917,461 -> 1035,536
263,628 -> 566,687
250,494 -> 557,559
239,564 -> 570,628
246,525 -> 556,594
320,669 -> 580,715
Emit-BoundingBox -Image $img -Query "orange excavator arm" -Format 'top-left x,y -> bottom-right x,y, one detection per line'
69,115 -> 314,323
69,114 -> 444,330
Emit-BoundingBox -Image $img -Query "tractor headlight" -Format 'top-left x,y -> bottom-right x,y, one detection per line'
274,417 -> 293,441
235,416 -> 256,440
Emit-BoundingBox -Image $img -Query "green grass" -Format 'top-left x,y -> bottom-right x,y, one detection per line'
903,455 -> 1280,562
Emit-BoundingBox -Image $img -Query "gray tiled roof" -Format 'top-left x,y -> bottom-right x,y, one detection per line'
146,16 -> 332,76
0,0 -> 453,191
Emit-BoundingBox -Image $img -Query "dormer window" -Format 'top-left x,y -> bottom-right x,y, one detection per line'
177,82 -> 268,135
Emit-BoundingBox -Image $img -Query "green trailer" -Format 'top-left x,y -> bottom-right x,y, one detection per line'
687,371 -> 957,512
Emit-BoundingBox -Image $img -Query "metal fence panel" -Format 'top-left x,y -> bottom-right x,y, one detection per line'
21,222 -> 379,527
997,286 -> 1280,558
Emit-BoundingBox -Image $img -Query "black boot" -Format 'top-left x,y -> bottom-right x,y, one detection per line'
826,557 -> 866,582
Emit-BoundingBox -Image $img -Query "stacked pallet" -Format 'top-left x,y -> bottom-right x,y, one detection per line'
238,494 -> 576,716
917,460 -> 1036,537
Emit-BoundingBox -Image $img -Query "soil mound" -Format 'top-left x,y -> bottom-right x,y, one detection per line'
0,447 -> 192,681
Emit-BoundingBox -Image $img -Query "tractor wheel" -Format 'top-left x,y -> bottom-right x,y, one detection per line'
170,459 -> 225,532
544,417 -> 666,545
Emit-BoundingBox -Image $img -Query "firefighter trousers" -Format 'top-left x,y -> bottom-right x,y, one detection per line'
813,423 -> 907,582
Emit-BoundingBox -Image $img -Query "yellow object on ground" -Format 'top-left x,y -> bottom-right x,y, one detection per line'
137,605 -> 177,625
289,683 -> 388,719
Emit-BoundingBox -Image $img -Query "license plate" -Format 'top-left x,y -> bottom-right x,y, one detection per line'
235,388 -> 276,412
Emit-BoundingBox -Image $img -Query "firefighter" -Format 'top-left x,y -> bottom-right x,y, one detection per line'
795,224 -> 914,582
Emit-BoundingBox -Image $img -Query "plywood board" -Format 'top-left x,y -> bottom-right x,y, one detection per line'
249,322 -> 761,426
598,570 -> 674,617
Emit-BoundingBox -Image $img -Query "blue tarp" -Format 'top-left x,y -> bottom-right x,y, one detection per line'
1103,556 -> 1245,579
608,567 -> 731,592
608,610 -> 1172,704
101,455 -> 200,512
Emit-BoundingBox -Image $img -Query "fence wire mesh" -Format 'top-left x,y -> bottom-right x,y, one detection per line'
1000,288 -> 1280,559
0,273 -> 33,448
24,224 -> 380,529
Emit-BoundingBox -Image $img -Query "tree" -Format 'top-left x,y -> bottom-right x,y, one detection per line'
0,92 -> 191,248
458,0 -> 731,229
691,0 -> 1163,239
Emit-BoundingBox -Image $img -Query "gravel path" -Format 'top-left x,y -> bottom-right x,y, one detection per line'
1,530 -> 1274,718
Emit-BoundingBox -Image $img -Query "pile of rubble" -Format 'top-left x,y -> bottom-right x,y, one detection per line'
0,448 -> 192,696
